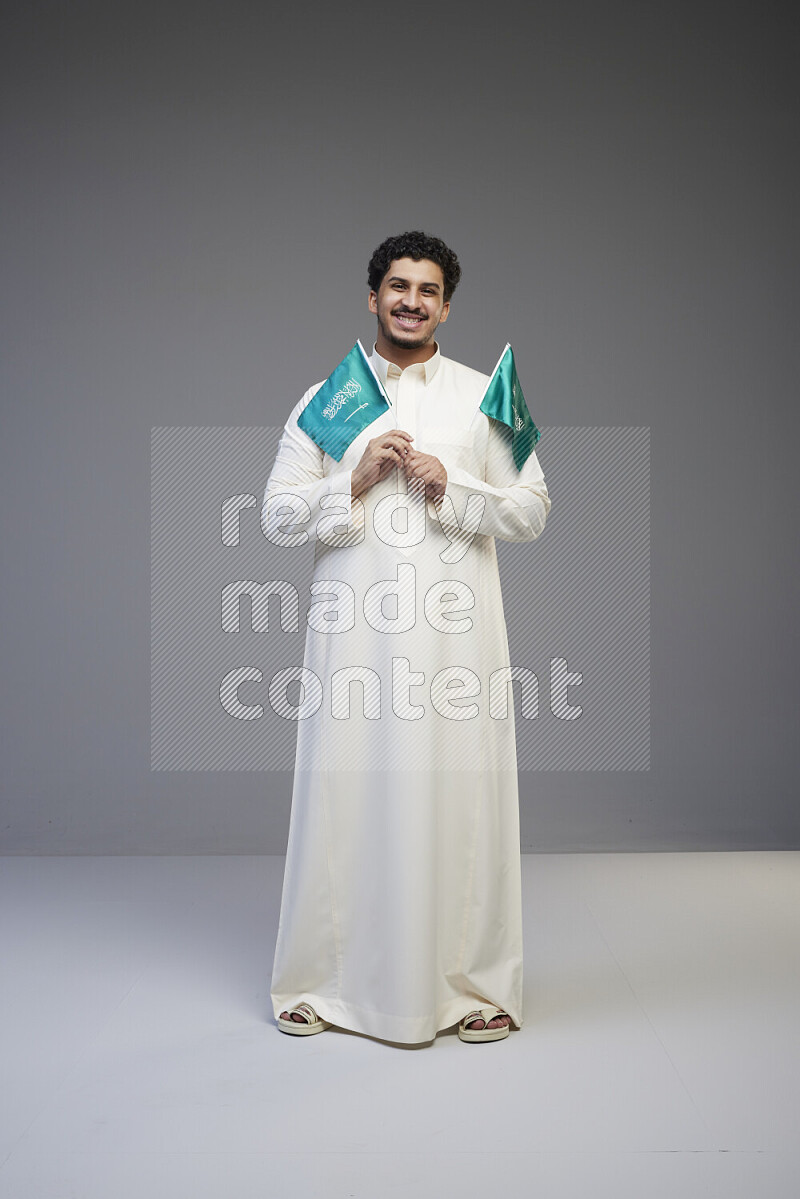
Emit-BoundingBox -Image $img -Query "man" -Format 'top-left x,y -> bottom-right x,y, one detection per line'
263,231 -> 551,1044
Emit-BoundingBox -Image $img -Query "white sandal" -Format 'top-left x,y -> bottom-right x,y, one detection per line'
277,1002 -> 331,1036
458,1005 -> 512,1043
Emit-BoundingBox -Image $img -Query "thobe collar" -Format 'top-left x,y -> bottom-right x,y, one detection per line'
370,342 -> 442,386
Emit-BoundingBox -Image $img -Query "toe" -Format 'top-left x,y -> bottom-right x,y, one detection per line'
487,1014 -> 511,1028
280,1009 -> 308,1023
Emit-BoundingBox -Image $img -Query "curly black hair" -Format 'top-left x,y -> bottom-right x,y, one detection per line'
367,231 -> 462,303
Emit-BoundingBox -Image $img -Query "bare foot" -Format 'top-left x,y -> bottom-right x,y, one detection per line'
280,1009 -> 308,1023
465,1012 -> 512,1030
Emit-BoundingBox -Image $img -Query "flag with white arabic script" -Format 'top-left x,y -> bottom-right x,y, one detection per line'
479,343 -> 540,470
297,340 -> 391,461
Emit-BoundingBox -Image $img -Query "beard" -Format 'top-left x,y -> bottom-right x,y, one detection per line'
378,310 -> 438,350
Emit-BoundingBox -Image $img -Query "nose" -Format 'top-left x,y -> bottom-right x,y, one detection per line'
398,284 -> 422,311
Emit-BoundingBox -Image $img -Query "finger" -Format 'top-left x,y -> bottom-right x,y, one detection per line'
378,431 -> 414,448
403,451 -> 429,472
380,439 -> 414,461
377,446 -> 405,466
416,466 -> 445,491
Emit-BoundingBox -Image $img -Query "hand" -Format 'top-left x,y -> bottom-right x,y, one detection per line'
403,448 -> 448,499
351,430 -> 414,498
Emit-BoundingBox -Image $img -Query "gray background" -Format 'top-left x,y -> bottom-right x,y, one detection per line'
2,0 -> 797,852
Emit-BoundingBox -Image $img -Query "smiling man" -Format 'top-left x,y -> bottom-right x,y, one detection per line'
370,251 -> 450,347
264,231 -> 551,1045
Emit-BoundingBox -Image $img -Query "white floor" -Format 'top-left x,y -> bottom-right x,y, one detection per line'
0,852 -> 797,1198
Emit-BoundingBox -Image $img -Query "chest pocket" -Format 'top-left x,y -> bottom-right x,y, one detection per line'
421,426 -> 477,471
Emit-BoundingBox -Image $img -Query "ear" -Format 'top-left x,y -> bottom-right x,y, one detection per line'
439,300 -> 450,323
367,290 -> 378,315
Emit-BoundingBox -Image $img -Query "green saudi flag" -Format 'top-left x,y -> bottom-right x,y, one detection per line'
479,343 -> 541,470
297,339 -> 391,461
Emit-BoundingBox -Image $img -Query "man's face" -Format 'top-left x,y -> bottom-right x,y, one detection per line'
368,257 -> 450,351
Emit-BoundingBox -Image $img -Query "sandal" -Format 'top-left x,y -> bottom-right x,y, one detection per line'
277,1002 -> 331,1036
458,1005 -> 512,1043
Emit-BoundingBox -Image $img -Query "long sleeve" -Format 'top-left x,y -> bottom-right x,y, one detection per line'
262,385 -> 365,548
435,416 -> 551,543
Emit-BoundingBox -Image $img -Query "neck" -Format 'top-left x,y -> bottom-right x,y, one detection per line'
374,333 -> 438,370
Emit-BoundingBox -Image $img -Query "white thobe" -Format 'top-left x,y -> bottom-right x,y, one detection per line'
264,342 -> 551,1043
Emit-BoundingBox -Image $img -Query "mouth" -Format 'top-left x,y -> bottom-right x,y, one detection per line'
392,312 -> 426,330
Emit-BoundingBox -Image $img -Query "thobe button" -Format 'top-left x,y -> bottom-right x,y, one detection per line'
390,366 -> 425,557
